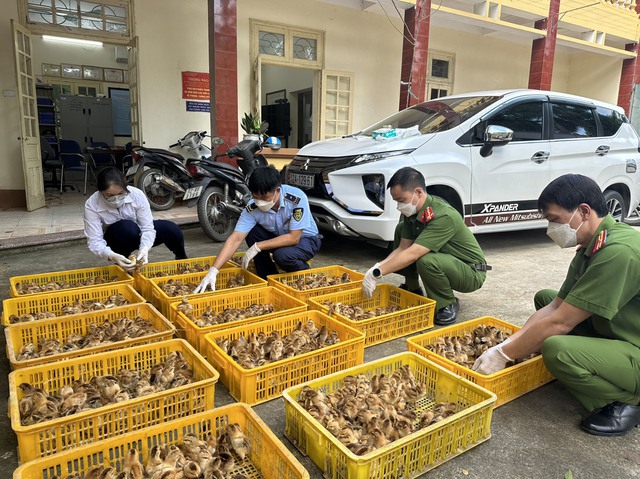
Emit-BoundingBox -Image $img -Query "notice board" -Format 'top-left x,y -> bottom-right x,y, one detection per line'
182,71 -> 210,100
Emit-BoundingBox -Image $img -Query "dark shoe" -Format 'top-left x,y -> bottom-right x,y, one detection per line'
435,299 -> 459,326
400,283 -> 424,296
581,401 -> 640,436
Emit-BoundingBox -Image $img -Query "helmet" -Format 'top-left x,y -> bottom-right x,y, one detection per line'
265,136 -> 281,150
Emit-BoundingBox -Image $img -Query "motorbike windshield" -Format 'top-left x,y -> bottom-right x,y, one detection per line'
359,95 -> 502,136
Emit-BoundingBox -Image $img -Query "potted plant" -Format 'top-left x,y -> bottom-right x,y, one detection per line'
241,110 -> 263,140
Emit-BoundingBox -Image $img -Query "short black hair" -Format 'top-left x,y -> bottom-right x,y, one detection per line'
538,174 -> 607,216
97,167 -> 129,193
247,166 -> 280,195
387,167 -> 427,191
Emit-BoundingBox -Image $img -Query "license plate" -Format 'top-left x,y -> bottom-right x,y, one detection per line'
126,163 -> 139,177
183,185 -> 203,200
288,172 -> 315,188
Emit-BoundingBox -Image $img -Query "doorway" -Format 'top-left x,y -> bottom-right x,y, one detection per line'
261,64 -> 315,148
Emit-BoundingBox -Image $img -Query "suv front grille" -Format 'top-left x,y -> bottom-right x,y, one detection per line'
287,155 -> 358,198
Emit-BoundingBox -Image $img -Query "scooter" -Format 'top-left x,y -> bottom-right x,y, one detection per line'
187,133 -> 269,242
126,131 -> 214,211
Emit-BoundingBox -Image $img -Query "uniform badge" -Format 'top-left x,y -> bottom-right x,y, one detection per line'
419,207 -> 435,224
590,230 -> 607,255
284,192 -> 301,205
293,207 -> 304,221
246,203 -> 257,212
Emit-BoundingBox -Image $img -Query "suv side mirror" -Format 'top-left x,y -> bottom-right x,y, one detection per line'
480,125 -> 514,157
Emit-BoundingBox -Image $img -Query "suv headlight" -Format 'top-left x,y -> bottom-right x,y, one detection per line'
362,174 -> 385,209
350,149 -> 415,165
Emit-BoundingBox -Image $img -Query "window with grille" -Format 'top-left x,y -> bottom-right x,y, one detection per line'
252,20 -> 323,68
22,0 -> 131,39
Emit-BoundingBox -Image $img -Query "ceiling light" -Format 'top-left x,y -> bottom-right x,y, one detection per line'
42,35 -> 103,47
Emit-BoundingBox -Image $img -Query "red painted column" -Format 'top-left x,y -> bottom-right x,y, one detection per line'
617,4 -> 640,115
528,0 -> 560,90
212,0 -> 239,148
399,1 -> 431,110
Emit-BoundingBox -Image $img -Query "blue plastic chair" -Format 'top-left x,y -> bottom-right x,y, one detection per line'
58,139 -> 88,195
89,141 -> 116,177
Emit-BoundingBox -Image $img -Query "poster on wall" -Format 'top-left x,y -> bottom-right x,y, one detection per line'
182,71 -> 210,100
186,101 -> 210,113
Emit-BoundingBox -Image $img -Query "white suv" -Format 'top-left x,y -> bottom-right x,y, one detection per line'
285,89 -> 640,242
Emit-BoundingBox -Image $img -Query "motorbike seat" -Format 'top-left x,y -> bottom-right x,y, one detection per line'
211,161 -> 240,172
136,147 -> 185,162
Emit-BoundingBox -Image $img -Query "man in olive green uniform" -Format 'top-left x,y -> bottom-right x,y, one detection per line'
473,173 -> 640,436
362,167 -> 488,325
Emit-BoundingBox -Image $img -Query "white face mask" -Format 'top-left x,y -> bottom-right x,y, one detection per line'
546,209 -> 584,248
105,194 -> 127,208
254,190 -> 278,212
397,190 -> 418,217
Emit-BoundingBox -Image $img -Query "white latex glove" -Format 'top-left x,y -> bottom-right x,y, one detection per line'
362,262 -> 380,299
110,253 -> 135,270
136,246 -> 150,266
194,267 -> 219,293
472,340 -> 513,375
241,243 -> 261,270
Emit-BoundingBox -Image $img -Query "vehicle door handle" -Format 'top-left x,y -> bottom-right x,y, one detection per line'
531,151 -> 550,164
596,145 -> 610,156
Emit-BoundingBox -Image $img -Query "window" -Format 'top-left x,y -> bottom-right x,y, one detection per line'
21,0 -> 131,39
428,51 -> 455,83
596,106 -> 626,136
552,103 -> 597,139
474,101 -> 543,142
252,20 -> 324,68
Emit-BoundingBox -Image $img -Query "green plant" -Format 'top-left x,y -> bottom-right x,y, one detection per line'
241,110 -> 262,134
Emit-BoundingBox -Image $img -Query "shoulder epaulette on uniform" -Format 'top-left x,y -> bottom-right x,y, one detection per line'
419,206 -> 435,224
590,229 -> 607,255
284,192 -> 301,205
246,202 -> 257,212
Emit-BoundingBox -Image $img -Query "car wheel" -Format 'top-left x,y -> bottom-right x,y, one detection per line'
625,205 -> 640,226
604,190 -> 627,223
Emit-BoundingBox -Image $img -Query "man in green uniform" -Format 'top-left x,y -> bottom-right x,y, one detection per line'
473,174 -> 640,436
362,167 -> 489,325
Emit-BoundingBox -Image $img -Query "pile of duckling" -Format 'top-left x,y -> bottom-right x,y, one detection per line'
49,423 -> 250,479
282,272 -> 351,291
147,263 -> 211,278
8,294 -> 130,324
16,276 -> 120,295
424,324 -> 515,368
297,365 -> 457,456
176,298 -> 275,327
323,300 -> 401,321
16,316 -> 160,361
159,274 -> 245,297
18,351 -> 193,426
216,319 -> 341,369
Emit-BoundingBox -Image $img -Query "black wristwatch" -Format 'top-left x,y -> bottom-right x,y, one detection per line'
372,268 -> 382,279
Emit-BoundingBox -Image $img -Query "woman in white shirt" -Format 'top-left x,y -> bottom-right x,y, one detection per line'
84,167 -> 187,269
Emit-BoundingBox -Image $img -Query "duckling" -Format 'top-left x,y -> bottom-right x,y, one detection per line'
123,448 -> 144,479
180,461 -> 201,479
226,423 -> 250,461
146,445 -> 164,476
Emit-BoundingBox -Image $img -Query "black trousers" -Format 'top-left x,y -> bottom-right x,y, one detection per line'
103,219 -> 187,259
246,224 -> 321,278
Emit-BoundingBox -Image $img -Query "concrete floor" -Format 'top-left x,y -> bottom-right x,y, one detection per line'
1,226 -> 639,478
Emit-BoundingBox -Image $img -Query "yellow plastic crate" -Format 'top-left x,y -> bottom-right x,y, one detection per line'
170,286 -> 307,352
204,310 -> 365,405
148,267 -> 267,318
283,352 -> 496,479
134,255 -> 236,299
231,251 -> 312,275
9,339 -> 219,462
267,265 -> 365,302
5,303 -> 175,370
407,316 -> 554,407
13,403 -> 309,479
1,284 -> 146,327
308,284 -> 436,346
9,265 -> 133,297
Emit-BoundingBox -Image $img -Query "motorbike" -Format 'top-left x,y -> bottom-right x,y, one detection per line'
126,131 -> 214,210
187,134 -> 269,242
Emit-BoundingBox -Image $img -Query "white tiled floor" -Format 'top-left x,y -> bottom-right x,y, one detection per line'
0,188 -> 197,240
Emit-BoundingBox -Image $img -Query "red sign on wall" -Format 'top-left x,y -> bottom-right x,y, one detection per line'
181,71 -> 210,100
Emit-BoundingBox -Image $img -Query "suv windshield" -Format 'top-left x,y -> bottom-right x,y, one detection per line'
360,95 -> 502,136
